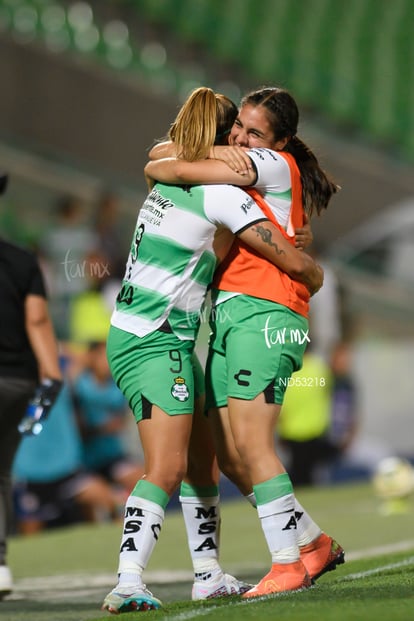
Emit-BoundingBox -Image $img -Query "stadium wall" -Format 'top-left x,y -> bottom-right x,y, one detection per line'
0,32 -> 413,249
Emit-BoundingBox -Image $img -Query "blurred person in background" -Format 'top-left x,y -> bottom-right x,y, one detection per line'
13,352 -> 121,536
102,87 -> 323,613
278,341 -> 358,486
324,341 -> 359,474
68,240 -> 142,500
69,249 -> 117,345
0,171 -> 62,599
72,341 -> 144,497
40,194 -> 97,341
93,191 -> 128,282
146,85 -> 342,599
277,347 -> 335,486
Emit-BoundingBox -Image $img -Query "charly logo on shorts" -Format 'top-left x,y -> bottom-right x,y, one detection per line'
171,376 -> 190,402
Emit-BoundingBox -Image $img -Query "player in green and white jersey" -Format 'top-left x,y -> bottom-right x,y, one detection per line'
107,181 -> 273,421
102,88 -> 323,614
144,86 -> 342,602
110,181 -> 266,342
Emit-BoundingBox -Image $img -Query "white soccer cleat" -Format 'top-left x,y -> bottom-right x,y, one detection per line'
192,572 -> 252,600
102,584 -> 162,613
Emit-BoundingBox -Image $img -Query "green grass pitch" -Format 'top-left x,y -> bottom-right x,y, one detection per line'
3,481 -> 414,621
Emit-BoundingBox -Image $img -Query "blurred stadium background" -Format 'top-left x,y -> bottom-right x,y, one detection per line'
0,0 -> 413,475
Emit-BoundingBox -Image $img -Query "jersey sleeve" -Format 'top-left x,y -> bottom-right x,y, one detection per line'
204,185 -> 268,234
26,254 -> 47,298
247,148 -> 291,193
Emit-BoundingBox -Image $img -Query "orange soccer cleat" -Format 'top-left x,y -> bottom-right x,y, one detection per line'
242,560 -> 311,599
300,533 -> 345,581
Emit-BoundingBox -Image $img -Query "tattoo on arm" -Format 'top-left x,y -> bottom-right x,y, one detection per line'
253,224 -> 286,256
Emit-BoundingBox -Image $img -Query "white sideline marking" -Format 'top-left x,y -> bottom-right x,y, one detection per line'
341,555 -> 414,581
345,539 -> 414,561
8,539 -> 414,603
14,569 -> 194,591
165,608 -> 221,621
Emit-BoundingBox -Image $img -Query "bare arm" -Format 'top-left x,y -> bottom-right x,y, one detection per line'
238,221 -> 324,296
144,157 -> 256,187
149,142 -> 252,173
25,294 -> 62,381
148,141 -> 177,160
209,145 -> 253,175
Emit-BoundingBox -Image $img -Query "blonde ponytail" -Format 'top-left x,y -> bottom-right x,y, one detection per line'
169,88 -> 217,161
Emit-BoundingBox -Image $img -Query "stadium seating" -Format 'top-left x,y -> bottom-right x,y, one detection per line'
0,0 -> 412,161
132,0 -> 414,161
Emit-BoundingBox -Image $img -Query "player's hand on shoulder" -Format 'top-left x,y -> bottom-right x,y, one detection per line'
210,145 -> 252,176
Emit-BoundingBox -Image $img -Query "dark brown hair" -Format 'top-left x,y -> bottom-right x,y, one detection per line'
241,87 -> 339,216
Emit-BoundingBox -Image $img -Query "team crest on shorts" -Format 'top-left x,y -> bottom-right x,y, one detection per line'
171,376 -> 190,402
